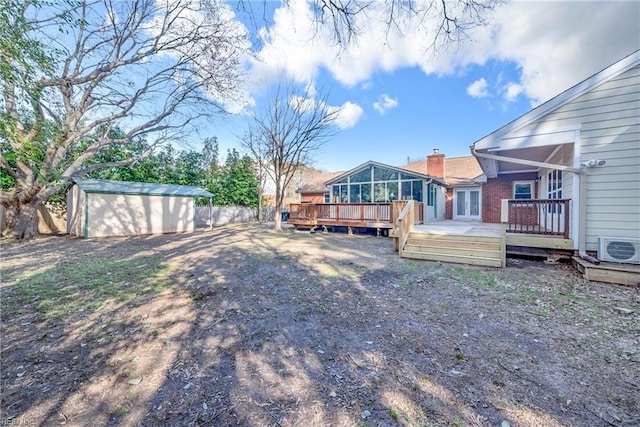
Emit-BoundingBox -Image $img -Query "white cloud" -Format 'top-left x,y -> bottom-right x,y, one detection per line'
333,101 -> 364,130
467,78 -> 489,98
504,82 -> 524,102
288,93 -> 363,130
244,1 -> 639,108
464,1 -> 640,104
373,94 -> 399,115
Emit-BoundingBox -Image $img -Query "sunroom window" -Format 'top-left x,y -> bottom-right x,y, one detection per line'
332,165 -> 425,203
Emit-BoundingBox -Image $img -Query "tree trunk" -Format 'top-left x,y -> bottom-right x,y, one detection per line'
273,203 -> 282,231
2,199 -> 40,239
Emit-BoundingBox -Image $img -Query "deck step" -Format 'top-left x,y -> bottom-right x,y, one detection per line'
400,231 -> 504,267
409,233 -> 502,244
406,238 -> 501,251
403,244 -> 501,259
401,250 -> 503,268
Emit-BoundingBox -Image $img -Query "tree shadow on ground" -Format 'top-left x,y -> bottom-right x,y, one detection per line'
1,224 -> 637,426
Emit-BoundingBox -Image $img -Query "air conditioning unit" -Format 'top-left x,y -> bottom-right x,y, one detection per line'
598,237 -> 640,264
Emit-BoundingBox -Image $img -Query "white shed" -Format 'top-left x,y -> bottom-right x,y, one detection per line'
67,178 -> 213,238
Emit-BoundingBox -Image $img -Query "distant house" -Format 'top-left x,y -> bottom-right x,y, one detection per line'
298,170 -> 343,204
67,178 -> 213,238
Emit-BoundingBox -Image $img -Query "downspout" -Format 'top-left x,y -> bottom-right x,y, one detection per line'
424,177 -> 433,223
471,147 -> 599,264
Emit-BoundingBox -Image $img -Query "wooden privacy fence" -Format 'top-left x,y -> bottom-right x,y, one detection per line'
0,203 -> 67,234
504,199 -> 570,239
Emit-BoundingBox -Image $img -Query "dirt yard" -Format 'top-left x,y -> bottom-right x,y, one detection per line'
1,224 -> 638,426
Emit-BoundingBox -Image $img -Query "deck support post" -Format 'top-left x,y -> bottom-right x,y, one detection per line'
376,228 -> 381,237
348,226 -> 353,235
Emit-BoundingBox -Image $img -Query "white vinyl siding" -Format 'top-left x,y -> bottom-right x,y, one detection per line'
519,66 -> 640,251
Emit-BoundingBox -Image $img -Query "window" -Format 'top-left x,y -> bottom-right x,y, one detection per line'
547,170 -> 563,213
401,181 -> 412,200
332,184 -> 348,202
547,170 -> 562,198
349,168 -> 371,183
330,165 -> 424,203
361,183 -> 372,203
426,183 -> 436,207
513,181 -> 534,200
374,182 -> 398,202
349,184 -> 361,203
373,166 -> 398,181
401,180 -> 423,202
323,193 -> 330,203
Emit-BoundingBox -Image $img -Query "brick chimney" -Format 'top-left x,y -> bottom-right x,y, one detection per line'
427,148 -> 445,179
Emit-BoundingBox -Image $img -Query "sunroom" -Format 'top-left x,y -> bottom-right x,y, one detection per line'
289,161 -> 446,231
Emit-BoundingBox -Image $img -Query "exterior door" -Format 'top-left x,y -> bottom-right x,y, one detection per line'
544,170 -> 564,233
454,188 -> 481,220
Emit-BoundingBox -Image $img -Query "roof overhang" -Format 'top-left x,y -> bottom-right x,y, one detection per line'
473,126 -> 582,178
324,160 -> 446,186
72,178 -> 214,198
471,50 -> 640,178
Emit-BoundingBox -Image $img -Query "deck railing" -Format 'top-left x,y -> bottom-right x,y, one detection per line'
503,198 -> 570,239
289,201 -> 424,226
396,200 -> 415,256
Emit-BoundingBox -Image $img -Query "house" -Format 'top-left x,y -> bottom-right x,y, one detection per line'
401,150 -> 485,221
67,178 -> 213,238
291,51 -> 640,283
290,161 -> 447,232
471,50 -> 639,265
298,170 -> 343,204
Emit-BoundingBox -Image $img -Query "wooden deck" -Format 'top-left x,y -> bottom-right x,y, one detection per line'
572,257 -> 640,286
412,220 -> 574,253
413,221 -> 502,237
289,202 -> 424,230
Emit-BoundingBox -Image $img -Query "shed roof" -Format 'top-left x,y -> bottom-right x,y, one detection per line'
72,178 -> 213,198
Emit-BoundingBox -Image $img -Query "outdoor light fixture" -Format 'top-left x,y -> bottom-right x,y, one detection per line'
580,159 -> 606,168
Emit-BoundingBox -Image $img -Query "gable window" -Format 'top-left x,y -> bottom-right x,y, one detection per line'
349,168 -> 372,183
513,181 -> 534,200
330,165 -> 426,203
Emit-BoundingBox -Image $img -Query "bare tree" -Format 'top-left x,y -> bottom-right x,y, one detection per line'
0,0 -> 248,239
243,82 -> 341,231
238,0 -> 500,48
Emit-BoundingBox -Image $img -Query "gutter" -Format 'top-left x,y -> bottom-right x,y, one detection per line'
471,147 -> 599,264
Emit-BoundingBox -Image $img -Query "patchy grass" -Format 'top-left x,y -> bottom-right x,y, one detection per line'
4,257 -> 174,319
1,224 -> 638,427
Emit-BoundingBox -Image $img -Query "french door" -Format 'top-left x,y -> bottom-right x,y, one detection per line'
454,187 -> 481,220
544,170 -> 564,233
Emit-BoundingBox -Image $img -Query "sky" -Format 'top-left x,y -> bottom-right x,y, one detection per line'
201,0 -> 640,173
